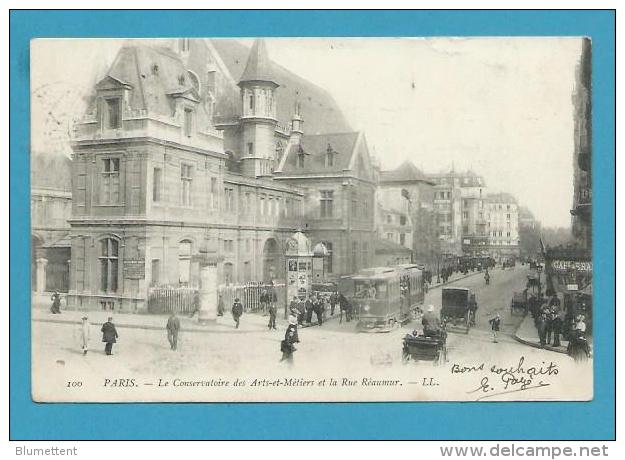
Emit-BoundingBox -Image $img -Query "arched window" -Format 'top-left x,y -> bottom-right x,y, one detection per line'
179,240 -> 192,286
223,262 -> 234,285
99,238 -> 119,292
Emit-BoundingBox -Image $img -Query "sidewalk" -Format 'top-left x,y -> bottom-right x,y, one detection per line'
427,267 -> 489,290
32,307 -> 288,334
513,313 -> 569,354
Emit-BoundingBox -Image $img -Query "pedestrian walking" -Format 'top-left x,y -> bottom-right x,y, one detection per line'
280,319 -> 298,366
231,298 -> 243,329
329,291 -> 338,316
305,295 -> 314,325
289,296 -> 300,322
166,311 -> 181,350
80,316 -> 90,355
535,312 -> 547,347
297,297 -> 306,326
50,291 -> 62,314
552,308 -> 565,347
489,313 -> 501,343
217,294 -> 225,317
101,317 -> 118,355
267,301 -> 277,330
545,308 -> 555,345
314,296 -> 324,326
567,315 -> 590,362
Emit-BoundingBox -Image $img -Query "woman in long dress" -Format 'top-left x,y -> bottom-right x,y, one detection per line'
80,316 -> 90,355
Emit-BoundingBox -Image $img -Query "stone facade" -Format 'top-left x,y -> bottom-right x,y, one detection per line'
66,39 -> 377,312
486,192 -> 520,260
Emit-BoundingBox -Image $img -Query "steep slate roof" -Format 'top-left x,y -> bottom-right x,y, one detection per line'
238,39 -> 278,86
86,44 -> 210,125
380,161 -> 434,184
280,132 -> 359,174
209,39 -> 351,135
373,238 -> 412,255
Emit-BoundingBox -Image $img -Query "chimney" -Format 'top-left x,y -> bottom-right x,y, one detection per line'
290,102 -> 304,145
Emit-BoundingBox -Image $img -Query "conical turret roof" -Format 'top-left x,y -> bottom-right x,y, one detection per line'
238,39 -> 279,87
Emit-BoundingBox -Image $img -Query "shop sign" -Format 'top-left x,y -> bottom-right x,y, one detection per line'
123,259 -> 145,279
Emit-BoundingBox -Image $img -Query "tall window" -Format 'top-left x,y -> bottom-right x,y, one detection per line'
223,262 -> 234,285
184,108 -> 193,137
224,187 -> 235,212
101,158 -> 120,205
104,97 -> 121,129
180,164 -> 192,206
285,198 -> 291,217
178,241 -> 192,285
153,167 -> 162,202
323,241 -> 334,273
99,238 -> 119,292
247,142 -> 254,156
362,242 -> 369,267
260,194 -> 266,215
320,190 -> 334,218
326,144 -> 335,167
352,241 -> 359,272
210,177 -> 217,209
151,259 -> 160,287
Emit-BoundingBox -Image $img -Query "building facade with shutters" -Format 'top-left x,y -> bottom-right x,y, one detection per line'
486,192 -> 520,260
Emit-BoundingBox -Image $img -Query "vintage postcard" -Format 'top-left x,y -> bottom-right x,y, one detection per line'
30,37 -> 593,402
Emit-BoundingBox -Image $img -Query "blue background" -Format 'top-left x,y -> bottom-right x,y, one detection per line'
9,10 -> 615,440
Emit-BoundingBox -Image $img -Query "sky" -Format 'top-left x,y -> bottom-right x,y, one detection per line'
31,37 -> 583,228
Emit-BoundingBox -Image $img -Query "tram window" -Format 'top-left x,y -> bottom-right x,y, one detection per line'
354,281 -> 387,299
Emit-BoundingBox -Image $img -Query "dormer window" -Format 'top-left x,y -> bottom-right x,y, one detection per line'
104,97 -> 121,129
326,143 -> 335,167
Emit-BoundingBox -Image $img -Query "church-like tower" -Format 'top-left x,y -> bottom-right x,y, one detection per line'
238,39 -> 279,177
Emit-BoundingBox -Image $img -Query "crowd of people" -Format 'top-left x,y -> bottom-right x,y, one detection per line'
529,292 -> 590,361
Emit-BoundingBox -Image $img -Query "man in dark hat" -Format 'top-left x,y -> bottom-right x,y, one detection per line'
166,311 -> 181,350
489,313 -> 501,343
267,299 -> 277,330
101,317 -> 118,355
231,297 -> 243,329
305,295 -> 314,325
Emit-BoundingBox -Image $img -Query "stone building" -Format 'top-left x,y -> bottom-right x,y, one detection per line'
429,170 -> 488,257
377,161 -> 436,266
570,38 -> 592,252
486,192 -> 520,260
31,150 -> 73,296
66,38 -> 376,311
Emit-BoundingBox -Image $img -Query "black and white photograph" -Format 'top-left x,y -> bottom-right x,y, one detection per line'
30,37 -> 593,402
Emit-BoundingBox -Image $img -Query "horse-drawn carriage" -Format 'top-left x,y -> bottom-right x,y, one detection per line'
402,330 -> 447,365
510,290 -> 528,316
440,287 -> 476,334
